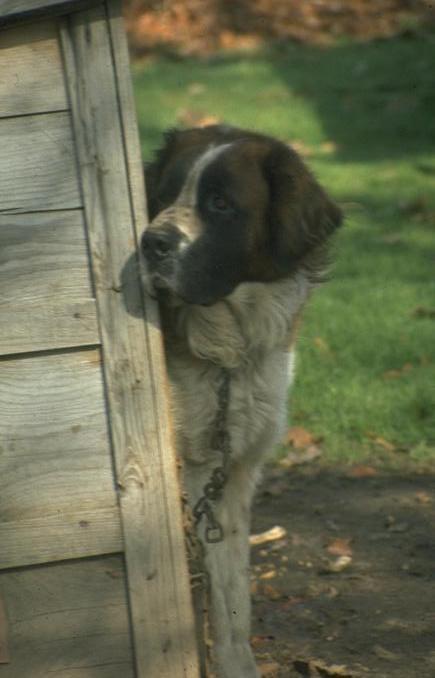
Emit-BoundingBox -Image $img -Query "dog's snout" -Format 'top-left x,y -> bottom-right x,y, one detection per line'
141,224 -> 180,260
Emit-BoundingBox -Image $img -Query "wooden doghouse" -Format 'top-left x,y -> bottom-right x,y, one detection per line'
0,2 -> 199,676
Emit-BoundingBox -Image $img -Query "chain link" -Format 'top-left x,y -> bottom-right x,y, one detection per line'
192,368 -> 231,543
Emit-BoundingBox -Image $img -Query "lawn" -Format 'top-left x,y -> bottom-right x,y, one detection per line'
132,35 -> 435,466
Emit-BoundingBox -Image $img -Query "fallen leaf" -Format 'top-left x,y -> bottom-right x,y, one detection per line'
250,635 -> 275,647
366,431 -> 397,452
320,555 -> 352,574
319,141 -> 338,155
259,661 -> 281,676
261,584 -> 282,601
293,657 -> 357,677
415,491 -> 432,505
286,426 -> 318,449
187,82 -> 206,95
280,595 -> 306,610
259,569 -> 277,580
176,109 -> 221,127
313,336 -> 334,356
347,465 -> 378,478
373,644 -> 399,661
326,538 -> 353,557
280,444 -> 323,468
195,114 -> 221,127
250,525 -> 287,546
289,139 -> 314,157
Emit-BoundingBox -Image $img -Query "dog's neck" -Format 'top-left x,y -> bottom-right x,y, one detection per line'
160,274 -> 311,369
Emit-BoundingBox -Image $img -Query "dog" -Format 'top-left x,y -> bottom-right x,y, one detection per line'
141,125 -> 342,677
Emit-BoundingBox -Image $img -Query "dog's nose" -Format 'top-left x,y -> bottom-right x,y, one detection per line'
141,224 -> 180,260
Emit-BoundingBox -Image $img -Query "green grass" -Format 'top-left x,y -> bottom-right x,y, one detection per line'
132,36 -> 435,465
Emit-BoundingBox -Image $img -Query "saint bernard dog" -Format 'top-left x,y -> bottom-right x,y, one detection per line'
141,125 -> 342,677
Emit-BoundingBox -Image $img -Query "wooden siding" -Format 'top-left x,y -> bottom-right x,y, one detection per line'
0,2 -> 199,674
61,6 -> 200,676
0,211 -> 98,355
0,349 -> 123,568
0,556 -> 134,677
0,22 -> 67,118
0,112 -> 81,213
0,0 -> 99,23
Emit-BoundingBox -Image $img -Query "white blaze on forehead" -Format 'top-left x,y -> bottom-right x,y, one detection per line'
176,142 -> 233,207
148,142 -> 234,241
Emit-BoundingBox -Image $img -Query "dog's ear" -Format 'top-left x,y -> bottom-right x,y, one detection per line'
264,143 -> 342,278
144,128 -> 188,220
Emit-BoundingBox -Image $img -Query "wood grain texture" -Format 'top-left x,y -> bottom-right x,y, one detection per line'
61,4 -> 200,676
0,21 -> 67,118
0,211 -> 98,355
0,556 -> 134,677
0,0 -> 99,23
0,112 -> 81,213
0,593 -> 9,664
0,508 -> 122,569
0,349 -> 123,569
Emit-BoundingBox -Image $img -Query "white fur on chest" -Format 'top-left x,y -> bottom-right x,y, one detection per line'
168,348 -> 295,466
164,276 -> 308,468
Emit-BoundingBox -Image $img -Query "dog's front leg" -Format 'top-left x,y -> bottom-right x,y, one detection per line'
196,463 -> 260,678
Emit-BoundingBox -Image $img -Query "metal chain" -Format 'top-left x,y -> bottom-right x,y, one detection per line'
192,368 -> 232,543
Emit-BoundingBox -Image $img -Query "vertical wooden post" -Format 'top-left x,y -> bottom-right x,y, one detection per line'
60,4 -> 200,676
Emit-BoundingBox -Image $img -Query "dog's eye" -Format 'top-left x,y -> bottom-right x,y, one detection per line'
208,193 -> 232,213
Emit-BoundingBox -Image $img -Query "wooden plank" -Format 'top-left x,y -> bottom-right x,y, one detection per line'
0,298 -> 98,356
60,5 -> 200,677
0,211 -> 99,356
0,556 -> 134,677
0,0 -> 99,24
0,508 -> 122,569
0,594 -> 9,664
0,349 -> 123,569
0,112 -> 81,214
0,21 -> 67,118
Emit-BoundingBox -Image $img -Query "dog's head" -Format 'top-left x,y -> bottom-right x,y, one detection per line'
141,125 -> 342,306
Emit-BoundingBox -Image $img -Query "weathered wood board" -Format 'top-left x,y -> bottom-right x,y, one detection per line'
0,349 -> 122,568
60,6 -> 199,675
0,556 -> 134,677
0,113 -> 81,213
0,22 -> 68,117
0,1 -> 199,676
0,211 -> 98,355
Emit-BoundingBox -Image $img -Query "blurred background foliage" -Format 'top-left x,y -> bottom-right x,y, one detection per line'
123,0 -> 435,55
126,0 -> 435,467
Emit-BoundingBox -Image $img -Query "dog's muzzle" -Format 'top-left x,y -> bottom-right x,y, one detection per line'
141,222 -> 183,265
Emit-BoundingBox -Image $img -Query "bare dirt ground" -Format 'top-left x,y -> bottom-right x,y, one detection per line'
250,463 -> 435,677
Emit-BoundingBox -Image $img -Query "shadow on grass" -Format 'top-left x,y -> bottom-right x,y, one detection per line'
266,34 -> 435,163
134,33 -> 435,164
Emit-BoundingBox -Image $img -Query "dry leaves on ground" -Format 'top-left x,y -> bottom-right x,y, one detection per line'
250,525 -> 287,546
293,657 -> 358,677
280,427 -> 323,468
325,537 -> 353,558
124,0 -> 433,56
346,465 -> 378,478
